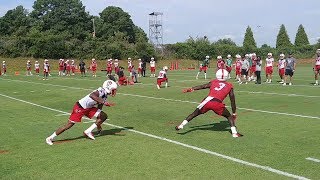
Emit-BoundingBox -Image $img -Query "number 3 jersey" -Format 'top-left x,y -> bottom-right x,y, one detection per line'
208,79 -> 233,102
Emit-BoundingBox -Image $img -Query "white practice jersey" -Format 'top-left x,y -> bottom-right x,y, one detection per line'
43,63 -> 49,72
114,62 -> 119,67
157,70 -> 167,78
78,87 -> 107,109
150,61 -> 155,67
27,63 -> 31,68
139,62 -> 142,68
2,63 -> 6,68
278,59 -> 286,69
266,58 -> 274,67
35,63 -> 40,69
315,57 -> 320,65
128,61 -> 132,67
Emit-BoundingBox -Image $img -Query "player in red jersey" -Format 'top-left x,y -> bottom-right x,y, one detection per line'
106,59 -> 113,75
235,54 -> 242,82
138,58 -> 143,77
45,78 -> 118,145
314,49 -> 320,85
43,59 -> 49,80
26,60 -> 32,76
34,61 -> 40,76
91,58 -> 97,77
176,69 -> 242,138
65,60 -> 71,76
2,61 -> 6,76
114,59 -> 119,76
216,56 -> 225,71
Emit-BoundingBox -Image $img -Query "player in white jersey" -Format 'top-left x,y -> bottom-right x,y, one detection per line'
34,61 -> 40,76
150,57 -> 156,77
43,59 -> 49,80
157,66 -> 168,89
26,60 -> 32,76
313,49 -> 320,85
114,59 -> 119,76
277,54 -> 286,84
138,59 -> 143,77
2,61 -> 7,76
46,78 -> 118,145
265,53 -> 274,83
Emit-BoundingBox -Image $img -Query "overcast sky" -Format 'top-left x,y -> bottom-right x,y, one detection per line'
1,0 -> 319,47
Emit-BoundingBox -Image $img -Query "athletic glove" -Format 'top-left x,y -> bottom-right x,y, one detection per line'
182,88 -> 194,93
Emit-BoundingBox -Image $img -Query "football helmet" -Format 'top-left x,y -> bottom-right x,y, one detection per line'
217,56 -> 222,59
163,66 -> 168,71
227,54 -> 231,58
205,55 -> 210,59
216,69 -> 229,81
102,80 -> 118,96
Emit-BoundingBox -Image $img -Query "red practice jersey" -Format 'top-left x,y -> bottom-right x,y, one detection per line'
208,79 -> 233,102
217,60 -> 225,69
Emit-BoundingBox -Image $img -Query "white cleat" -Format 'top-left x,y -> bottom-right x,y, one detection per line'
283,83 -> 286,86
84,131 -> 95,140
289,83 -> 292,86
157,85 -> 160,89
232,133 -> 243,138
46,137 -> 53,145
314,83 -> 318,86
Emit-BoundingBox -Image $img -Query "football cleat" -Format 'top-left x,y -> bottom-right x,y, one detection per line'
46,137 -> 53,145
232,133 -> 243,138
175,126 -> 181,131
289,83 -> 292,86
157,85 -> 160,89
84,132 -> 95,140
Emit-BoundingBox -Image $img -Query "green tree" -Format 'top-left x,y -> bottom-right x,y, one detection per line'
213,38 -> 237,46
99,6 -> 136,43
276,24 -> 292,49
294,24 -> 309,46
0,5 -> 31,36
243,26 -> 257,52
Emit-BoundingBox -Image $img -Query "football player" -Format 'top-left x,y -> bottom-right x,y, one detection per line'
176,69 -> 242,138
313,49 -> 320,85
277,54 -> 286,84
46,79 -> 118,145
157,66 -> 168,89
196,55 -> 210,79
265,53 -> 274,83
150,57 -> 156,77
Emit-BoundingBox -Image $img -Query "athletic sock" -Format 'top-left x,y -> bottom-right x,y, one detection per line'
49,132 -> 57,139
204,73 -> 207,79
231,126 -> 237,134
85,123 -> 97,133
178,120 -> 188,129
316,80 -> 318,84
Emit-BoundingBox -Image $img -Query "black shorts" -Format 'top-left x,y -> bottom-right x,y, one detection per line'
285,69 -> 294,76
80,68 -> 85,72
241,69 -> 248,76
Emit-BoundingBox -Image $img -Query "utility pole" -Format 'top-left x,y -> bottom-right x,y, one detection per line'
92,18 -> 96,38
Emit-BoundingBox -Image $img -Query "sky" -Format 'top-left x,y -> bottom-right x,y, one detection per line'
0,0 -> 319,47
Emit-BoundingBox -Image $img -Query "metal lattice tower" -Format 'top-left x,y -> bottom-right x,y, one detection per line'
149,12 -> 163,51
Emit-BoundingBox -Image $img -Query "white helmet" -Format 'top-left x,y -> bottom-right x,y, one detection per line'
163,66 -> 168,71
267,53 -> 272,56
236,54 -> 241,59
245,54 -> 249,58
45,59 -> 48,62
205,55 -> 210,59
316,49 -> 320,53
227,54 -> 231,58
217,56 -> 222,59
138,58 -> 141,61
92,58 -> 96,61
3,61 -> 5,63
71,60 -> 74,62
115,59 -> 118,62
252,53 -> 256,57
27,60 -> 30,63
216,69 -> 229,81
35,61 -> 38,63
102,80 -> 118,96
151,57 -> 154,60
280,54 -> 285,58
128,57 -> 131,60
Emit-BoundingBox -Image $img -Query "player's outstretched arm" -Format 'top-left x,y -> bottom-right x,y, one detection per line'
228,88 -> 236,115
182,82 -> 211,93
89,91 -> 105,104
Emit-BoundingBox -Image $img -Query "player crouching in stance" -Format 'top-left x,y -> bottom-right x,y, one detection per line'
157,66 -> 168,89
176,69 -> 242,138
45,79 -> 118,145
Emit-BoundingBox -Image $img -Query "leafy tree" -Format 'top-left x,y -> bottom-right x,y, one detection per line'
0,5 -> 31,36
99,6 -> 136,43
276,24 -> 292,49
294,24 -> 309,46
213,38 -> 237,46
243,26 -> 257,52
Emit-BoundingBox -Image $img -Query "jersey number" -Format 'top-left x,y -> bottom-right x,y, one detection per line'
214,83 -> 226,91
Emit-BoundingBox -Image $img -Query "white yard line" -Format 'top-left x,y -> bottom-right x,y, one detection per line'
0,93 -> 310,180
306,157 -> 320,163
1,78 -> 320,120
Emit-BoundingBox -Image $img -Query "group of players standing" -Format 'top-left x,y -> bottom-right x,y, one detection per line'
196,49 -> 320,86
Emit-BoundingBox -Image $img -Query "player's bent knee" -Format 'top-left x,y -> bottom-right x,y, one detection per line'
99,111 -> 108,121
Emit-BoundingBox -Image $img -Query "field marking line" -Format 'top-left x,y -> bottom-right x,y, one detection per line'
55,113 -> 70,117
306,157 -> 320,163
2,78 -> 320,120
0,92 -> 310,180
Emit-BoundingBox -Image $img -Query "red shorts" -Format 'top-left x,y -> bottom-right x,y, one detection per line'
315,65 -> 320,72
278,68 -> 285,76
250,66 -> 256,73
226,66 -> 232,73
27,67 -> 31,71
138,68 -> 142,73
115,67 -> 119,74
157,77 -> 167,86
69,102 -> 100,123
266,66 -> 273,74
71,68 -> 75,73
200,66 -> 208,72
236,68 -> 241,75
128,67 -> 132,72
199,100 -> 225,116
35,69 -> 40,73
59,67 -> 64,71
118,76 -> 127,85
92,68 -> 97,71
151,67 -> 155,73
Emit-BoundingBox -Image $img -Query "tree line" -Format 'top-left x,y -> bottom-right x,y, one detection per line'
165,24 -> 319,60
0,0 -> 155,60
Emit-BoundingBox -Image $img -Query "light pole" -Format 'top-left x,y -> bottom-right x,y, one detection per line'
92,18 -> 96,38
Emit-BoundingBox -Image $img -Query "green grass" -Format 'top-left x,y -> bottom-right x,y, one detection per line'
0,65 -> 319,179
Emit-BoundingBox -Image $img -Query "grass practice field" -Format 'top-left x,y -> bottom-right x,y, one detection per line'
0,65 -> 319,179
